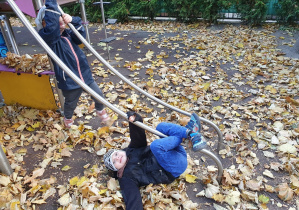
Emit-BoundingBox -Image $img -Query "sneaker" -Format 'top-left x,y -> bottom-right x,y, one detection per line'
96,109 -> 110,123
190,133 -> 207,151
64,117 -> 74,128
185,113 -> 201,133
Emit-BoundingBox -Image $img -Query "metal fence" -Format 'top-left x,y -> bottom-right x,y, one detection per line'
157,0 -> 280,20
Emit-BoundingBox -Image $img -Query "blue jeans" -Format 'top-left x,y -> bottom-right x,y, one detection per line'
62,81 -> 104,119
150,122 -> 188,178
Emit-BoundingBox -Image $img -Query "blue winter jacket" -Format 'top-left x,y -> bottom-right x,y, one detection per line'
38,0 -> 94,90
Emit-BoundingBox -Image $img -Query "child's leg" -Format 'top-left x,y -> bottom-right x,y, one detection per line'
156,122 -> 188,140
150,136 -> 187,178
89,81 -> 104,111
62,88 -> 83,119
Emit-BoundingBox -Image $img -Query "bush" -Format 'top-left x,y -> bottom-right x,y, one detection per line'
107,0 -> 130,22
129,0 -> 160,21
275,0 -> 299,25
62,0 -> 108,23
235,0 -> 269,25
168,0 -> 202,22
200,0 -> 232,23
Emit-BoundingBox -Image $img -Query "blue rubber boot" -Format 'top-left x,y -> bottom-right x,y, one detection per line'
186,113 -> 206,151
190,133 -> 207,151
185,113 -> 201,133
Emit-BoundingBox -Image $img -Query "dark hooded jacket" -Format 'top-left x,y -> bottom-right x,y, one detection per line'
117,112 -> 176,210
38,0 -> 94,90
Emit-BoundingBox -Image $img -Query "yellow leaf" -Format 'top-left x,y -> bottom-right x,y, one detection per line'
270,88 -> 277,94
61,165 -> 72,171
235,112 -> 241,117
185,174 -> 197,183
26,126 -> 35,131
17,148 -> 27,155
30,185 -> 41,194
203,82 -> 210,91
77,176 -> 88,187
86,132 -> 94,139
11,123 -> 20,129
237,43 -> 244,48
112,114 -> 118,121
32,199 -> 46,204
213,96 -> 220,101
78,124 -> 85,132
1,146 -> 6,154
212,193 -> 225,202
98,127 -> 109,135
10,201 -> 20,210
279,36 -> 285,40
70,176 -> 79,185
31,122 -> 40,128
249,131 -> 257,138
99,189 -> 107,195
265,85 -> 272,90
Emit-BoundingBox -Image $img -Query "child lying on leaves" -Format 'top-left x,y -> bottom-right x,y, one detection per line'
104,111 -> 207,209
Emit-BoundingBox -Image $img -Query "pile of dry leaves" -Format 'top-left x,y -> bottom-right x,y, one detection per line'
0,52 -> 51,74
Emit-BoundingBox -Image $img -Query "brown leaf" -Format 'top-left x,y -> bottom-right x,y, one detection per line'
275,183 -> 293,201
61,148 -> 72,157
222,170 -> 240,186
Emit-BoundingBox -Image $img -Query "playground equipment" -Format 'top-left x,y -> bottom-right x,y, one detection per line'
0,0 -> 90,55
1,0 -> 224,183
93,1 -> 117,60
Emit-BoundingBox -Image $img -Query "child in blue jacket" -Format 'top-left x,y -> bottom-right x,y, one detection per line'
104,112 -> 207,210
35,0 -> 110,128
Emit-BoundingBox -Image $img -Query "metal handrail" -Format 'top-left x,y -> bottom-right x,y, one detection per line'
6,0 -> 223,182
56,5 -> 224,152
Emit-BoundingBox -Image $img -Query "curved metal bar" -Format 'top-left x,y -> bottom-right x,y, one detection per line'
6,0 -> 223,182
0,144 -> 12,175
57,5 -> 224,152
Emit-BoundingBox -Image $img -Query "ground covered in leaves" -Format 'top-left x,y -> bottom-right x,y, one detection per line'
0,20 -> 299,209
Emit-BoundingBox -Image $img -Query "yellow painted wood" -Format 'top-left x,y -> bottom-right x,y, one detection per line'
0,72 -> 57,110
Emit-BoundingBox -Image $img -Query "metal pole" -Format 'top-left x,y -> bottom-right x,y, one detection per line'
78,0 -> 90,44
0,144 -> 13,175
99,0 -> 111,60
48,55 -> 65,113
6,0 -> 223,183
59,6 -> 224,152
3,15 -> 19,55
0,15 -> 12,52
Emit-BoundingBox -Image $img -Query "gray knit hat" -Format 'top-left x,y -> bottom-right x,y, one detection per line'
103,149 -> 118,171
35,6 -> 61,31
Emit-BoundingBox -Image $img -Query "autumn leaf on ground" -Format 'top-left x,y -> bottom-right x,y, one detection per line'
222,170 -> 239,186
275,183 -> 293,201
61,165 -> 72,171
185,174 -> 197,183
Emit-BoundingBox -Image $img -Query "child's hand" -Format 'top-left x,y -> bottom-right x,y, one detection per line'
129,115 -> 136,122
62,14 -> 72,24
127,111 -> 136,122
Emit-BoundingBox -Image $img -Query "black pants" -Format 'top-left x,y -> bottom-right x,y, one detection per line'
62,81 -> 104,119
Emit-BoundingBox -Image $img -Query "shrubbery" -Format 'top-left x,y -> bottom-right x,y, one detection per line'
62,0 -> 298,25
235,0 -> 269,25
275,0 -> 299,25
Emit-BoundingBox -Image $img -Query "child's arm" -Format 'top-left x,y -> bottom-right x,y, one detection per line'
127,111 -> 147,148
68,16 -> 86,45
38,0 -> 61,46
119,178 -> 143,210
